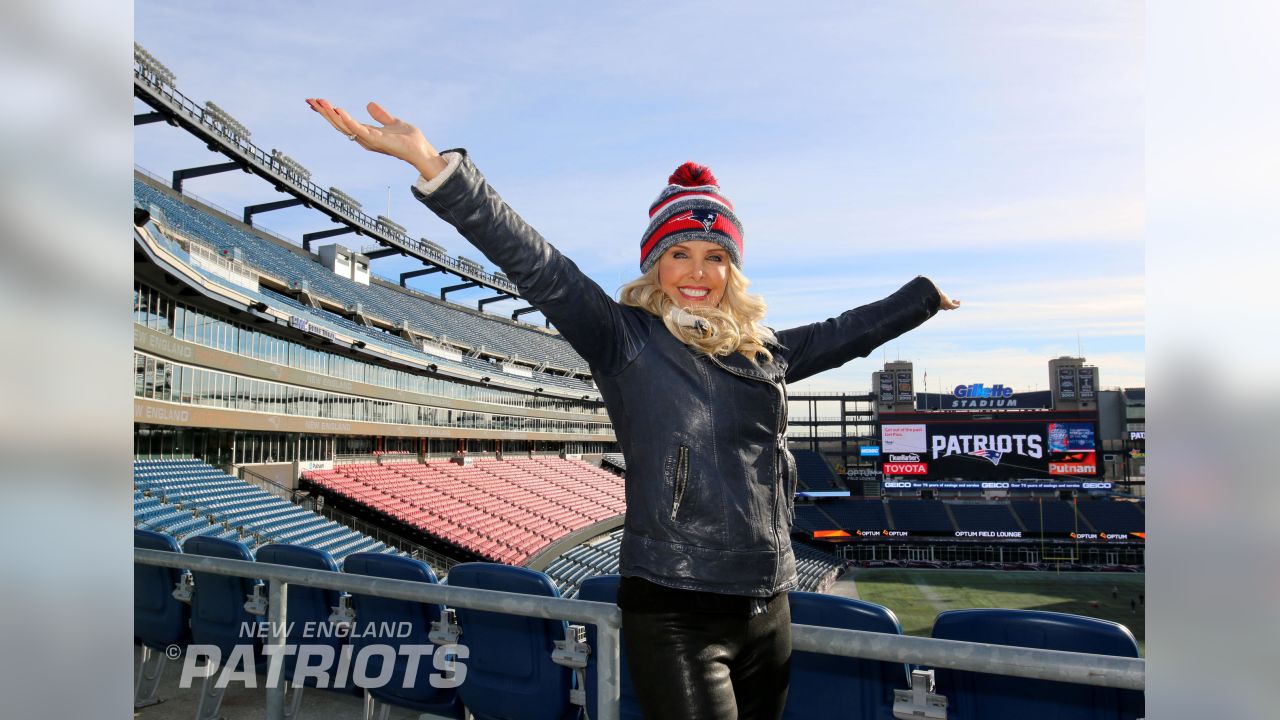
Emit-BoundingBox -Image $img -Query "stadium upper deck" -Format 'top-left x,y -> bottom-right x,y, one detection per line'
135,175 -> 595,393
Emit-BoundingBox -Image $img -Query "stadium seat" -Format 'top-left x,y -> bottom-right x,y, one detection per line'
784,592 -> 910,720
181,535 -> 263,720
254,543 -> 351,709
341,553 -> 464,719
133,529 -> 189,708
576,575 -> 643,720
930,608 -> 1144,720
182,536 -> 262,655
446,563 -> 582,720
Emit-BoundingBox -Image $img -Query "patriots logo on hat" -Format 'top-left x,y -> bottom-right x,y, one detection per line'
673,209 -> 719,232
967,449 -> 1004,466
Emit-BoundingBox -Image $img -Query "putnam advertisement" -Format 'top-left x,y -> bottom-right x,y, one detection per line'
1047,422 -> 1098,475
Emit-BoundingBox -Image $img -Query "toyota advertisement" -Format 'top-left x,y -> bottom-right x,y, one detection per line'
880,420 -> 1099,480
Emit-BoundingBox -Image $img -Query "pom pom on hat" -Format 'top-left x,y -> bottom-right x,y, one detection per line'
639,161 -> 743,272
668,161 -> 718,188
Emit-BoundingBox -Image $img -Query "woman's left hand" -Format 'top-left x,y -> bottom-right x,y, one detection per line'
936,286 -> 961,310
305,98 -> 448,180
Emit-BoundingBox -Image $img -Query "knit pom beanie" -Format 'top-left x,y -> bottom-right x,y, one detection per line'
639,161 -> 743,272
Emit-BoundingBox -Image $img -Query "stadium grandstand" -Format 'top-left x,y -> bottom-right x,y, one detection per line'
133,43 -> 1143,720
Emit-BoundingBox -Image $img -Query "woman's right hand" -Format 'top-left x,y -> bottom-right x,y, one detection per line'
305,98 -> 449,180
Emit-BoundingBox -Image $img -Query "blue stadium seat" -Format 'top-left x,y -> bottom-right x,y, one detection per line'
342,553 -> 464,719
575,575 -> 643,720
446,563 -> 582,720
181,536 -> 263,720
182,536 -> 263,657
930,609 -> 1144,720
134,529 -> 190,708
784,592 -> 909,720
254,544 -> 350,697
791,449 -> 842,490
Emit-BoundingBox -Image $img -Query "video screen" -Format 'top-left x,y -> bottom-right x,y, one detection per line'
880,420 -> 1099,479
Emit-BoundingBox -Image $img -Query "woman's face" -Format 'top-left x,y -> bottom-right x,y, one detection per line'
657,240 -> 728,309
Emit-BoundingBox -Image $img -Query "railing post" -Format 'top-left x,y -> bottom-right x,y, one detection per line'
265,579 -> 289,720
595,617 -> 622,720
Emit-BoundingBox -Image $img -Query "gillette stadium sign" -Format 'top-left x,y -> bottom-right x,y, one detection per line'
914,386 -> 1051,410
954,383 -> 1013,399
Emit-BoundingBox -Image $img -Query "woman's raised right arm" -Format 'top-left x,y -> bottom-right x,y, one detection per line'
306,98 -> 646,375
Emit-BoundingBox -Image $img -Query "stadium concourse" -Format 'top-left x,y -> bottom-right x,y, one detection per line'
132,44 -> 1143,720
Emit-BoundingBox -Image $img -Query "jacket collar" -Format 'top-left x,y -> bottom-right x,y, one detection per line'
706,349 -> 785,385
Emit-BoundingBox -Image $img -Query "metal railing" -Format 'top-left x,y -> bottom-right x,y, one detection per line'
314,504 -> 459,574
137,549 -> 623,719
236,466 -> 296,502
135,549 -> 1144,720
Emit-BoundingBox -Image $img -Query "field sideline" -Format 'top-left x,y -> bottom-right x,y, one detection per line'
849,569 -> 1146,655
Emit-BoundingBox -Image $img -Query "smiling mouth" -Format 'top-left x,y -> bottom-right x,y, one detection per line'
678,287 -> 710,300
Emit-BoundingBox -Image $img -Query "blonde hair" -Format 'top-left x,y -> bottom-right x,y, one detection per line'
619,263 -> 776,363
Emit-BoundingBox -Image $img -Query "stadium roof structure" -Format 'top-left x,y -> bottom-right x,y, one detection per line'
133,45 -> 540,323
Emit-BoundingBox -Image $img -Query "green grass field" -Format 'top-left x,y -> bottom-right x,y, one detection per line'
851,569 -> 1145,655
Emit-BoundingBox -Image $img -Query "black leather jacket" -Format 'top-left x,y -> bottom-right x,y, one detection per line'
413,150 -> 941,596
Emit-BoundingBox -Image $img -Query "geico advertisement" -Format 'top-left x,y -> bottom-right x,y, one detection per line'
882,421 -> 1097,479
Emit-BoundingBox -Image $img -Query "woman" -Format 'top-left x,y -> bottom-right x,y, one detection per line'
307,98 -> 959,719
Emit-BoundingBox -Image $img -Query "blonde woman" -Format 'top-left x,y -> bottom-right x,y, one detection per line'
308,98 -> 958,720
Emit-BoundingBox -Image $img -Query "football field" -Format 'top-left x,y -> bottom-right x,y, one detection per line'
851,569 -> 1146,655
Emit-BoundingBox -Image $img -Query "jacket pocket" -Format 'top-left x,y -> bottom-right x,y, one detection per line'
671,445 -> 690,521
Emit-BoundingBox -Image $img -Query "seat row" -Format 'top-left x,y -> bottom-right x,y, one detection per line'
134,460 -> 393,562
137,528 -> 1143,720
136,530 -> 582,719
304,459 -> 626,564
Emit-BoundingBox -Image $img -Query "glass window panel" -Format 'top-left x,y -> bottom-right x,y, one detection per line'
201,369 -> 213,406
155,360 -> 168,400
162,296 -> 174,335
146,288 -> 158,330
135,354 -> 146,396
172,365 -> 185,403
143,356 -> 156,399
159,361 -> 174,399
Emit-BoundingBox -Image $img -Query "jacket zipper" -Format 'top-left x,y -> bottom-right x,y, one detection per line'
707,355 -> 789,579
671,445 -> 689,520
772,381 -> 789,541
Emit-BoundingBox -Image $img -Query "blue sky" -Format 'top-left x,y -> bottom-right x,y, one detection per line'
134,1 -> 1143,394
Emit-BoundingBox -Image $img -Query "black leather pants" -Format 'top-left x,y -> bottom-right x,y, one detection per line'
621,592 -> 791,720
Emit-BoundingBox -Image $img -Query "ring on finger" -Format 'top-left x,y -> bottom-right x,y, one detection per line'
347,133 -> 357,141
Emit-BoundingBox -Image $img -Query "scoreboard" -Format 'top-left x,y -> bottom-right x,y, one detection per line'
879,417 -> 1099,480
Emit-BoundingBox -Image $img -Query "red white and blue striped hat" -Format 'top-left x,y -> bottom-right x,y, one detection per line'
639,162 -> 743,272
